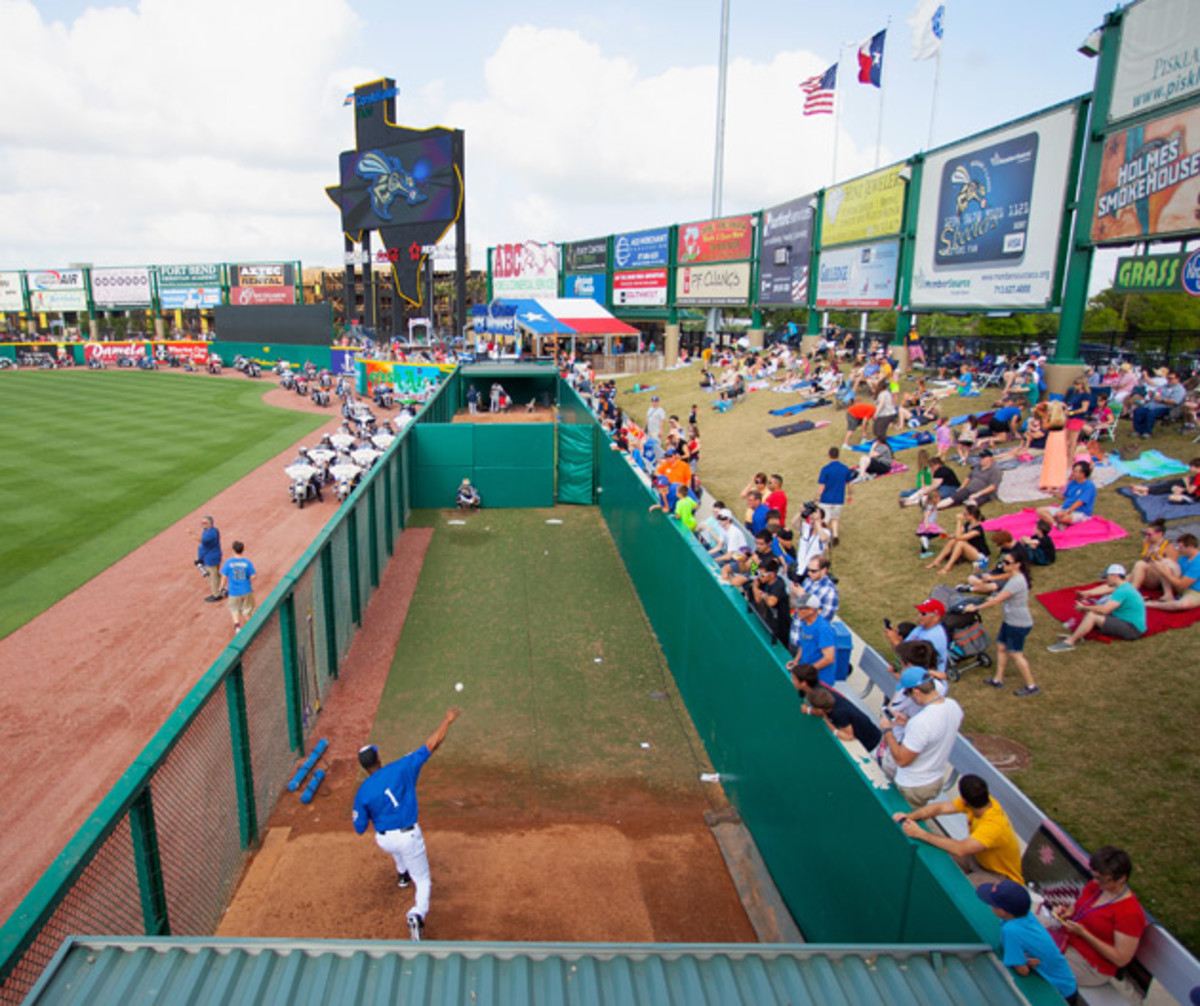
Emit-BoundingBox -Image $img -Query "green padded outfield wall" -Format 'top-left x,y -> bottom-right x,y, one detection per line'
593,427 -> 1001,948
210,341 -> 332,368
409,423 -> 555,509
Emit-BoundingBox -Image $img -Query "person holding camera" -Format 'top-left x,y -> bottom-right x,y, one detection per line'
748,557 -> 790,647
793,501 -> 831,568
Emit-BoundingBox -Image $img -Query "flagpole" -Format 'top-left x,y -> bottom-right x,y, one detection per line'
831,48 -> 843,185
926,41 -> 942,149
874,17 -> 890,169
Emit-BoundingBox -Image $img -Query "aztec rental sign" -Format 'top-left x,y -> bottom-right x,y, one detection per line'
1092,103 -> 1200,244
675,262 -> 751,306
90,267 -> 152,309
229,263 -> 296,305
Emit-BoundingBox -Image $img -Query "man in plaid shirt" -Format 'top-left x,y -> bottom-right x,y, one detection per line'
791,554 -> 839,621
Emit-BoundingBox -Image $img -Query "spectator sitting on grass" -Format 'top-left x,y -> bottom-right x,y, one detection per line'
937,449 -> 1002,510
785,593 -> 838,685
894,774 -> 1025,884
1144,532 -> 1200,611
856,434 -> 895,482
902,451 -> 960,509
1129,518 -> 1178,593
789,665 -> 881,752
976,881 -> 1080,1004
1128,456 -> 1200,503
1020,517 -> 1057,567
976,397 -> 1025,448
925,504 -> 989,575
1036,461 -> 1096,528
1048,563 -> 1146,652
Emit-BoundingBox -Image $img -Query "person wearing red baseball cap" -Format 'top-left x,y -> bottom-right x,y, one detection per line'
883,597 -> 949,679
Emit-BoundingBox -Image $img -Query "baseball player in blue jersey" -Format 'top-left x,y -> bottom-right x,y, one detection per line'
354,706 -> 460,941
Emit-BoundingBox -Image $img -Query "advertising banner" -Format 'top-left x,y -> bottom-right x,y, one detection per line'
675,262 -> 752,306
758,194 -> 816,306
1092,103 -> 1200,244
492,241 -> 559,299
331,348 -> 360,376
821,165 -> 906,246
151,341 -> 210,364
1109,0 -> 1200,124
229,263 -> 296,306
90,266 -> 152,309
911,103 -> 1078,308
158,264 -> 223,309
815,241 -> 899,308
613,227 -> 670,269
613,269 -> 668,306
677,215 -> 754,265
1113,249 -> 1200,294
563,273 -> 605,303
84,341 -> 147,363
563,239 -> 608,274
27,269 -> 88,312
0,272 -> 24,312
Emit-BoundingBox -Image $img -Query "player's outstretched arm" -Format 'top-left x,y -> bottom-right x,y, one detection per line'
424,707 -> 461,754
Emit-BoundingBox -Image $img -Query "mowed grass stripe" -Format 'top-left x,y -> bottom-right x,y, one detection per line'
0,370 -> 327,639
372,508 -> 710,796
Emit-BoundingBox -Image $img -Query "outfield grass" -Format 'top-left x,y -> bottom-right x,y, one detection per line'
372,507 -> 714,800
615,364 -> 1200,955
0,370 -> 327,639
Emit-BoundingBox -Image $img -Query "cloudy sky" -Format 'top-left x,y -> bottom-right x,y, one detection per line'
0,0 -> 1115,274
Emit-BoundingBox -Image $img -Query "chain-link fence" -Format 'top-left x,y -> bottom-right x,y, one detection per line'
0,371 -> 460,1004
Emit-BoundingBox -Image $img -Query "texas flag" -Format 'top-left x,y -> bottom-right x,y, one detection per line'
857,29 -> 886,87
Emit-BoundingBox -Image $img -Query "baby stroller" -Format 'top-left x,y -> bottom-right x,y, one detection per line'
929,584 -> 992,681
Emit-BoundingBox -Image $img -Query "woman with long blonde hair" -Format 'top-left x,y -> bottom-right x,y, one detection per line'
1039,398 -> 1069,491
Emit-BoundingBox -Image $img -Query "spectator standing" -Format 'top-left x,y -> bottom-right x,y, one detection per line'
645,395 -> 666,442
197,515 -> 223,603
872,379 -> 898,440
764,473 -> 788,525
793,554 -> 839,620
878,667 -> 963,808
221,540 -> 257,633
466,384 -> 480,415
748,557 -> 790,646
786,594 -> 838,685
965,554 -> 1039,696
817,447 -> 854,545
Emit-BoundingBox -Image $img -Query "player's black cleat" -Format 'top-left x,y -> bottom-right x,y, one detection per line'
397,871 -> 411,888
407,913 -> 424,942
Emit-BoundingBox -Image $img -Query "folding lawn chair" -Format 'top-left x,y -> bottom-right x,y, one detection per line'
975,355 -> 1007,391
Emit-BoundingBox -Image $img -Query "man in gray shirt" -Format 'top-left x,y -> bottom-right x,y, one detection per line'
646,395 -> 666,441
939,449 -> 1002,510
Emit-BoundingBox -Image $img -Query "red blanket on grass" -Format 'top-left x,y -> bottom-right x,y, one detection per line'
980,508 -> 1128,550
1036,582 -> 1200,642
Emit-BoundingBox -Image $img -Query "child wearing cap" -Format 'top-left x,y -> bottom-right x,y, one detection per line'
977,881 -> 1079,1004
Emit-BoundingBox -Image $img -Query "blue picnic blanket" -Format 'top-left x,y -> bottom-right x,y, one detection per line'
849,431 -> 934,453
768,397 -> 830,417
1110,449 -> 1190,480
1116,487 -> 1200,523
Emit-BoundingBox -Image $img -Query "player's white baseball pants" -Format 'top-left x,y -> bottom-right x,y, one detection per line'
375,824 -> 431,919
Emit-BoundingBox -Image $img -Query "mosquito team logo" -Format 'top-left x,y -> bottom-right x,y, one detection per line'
356,150 -> 429,221
951,163 -> 990,216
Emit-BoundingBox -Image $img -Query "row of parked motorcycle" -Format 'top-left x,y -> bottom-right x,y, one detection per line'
284,411 -> 412,508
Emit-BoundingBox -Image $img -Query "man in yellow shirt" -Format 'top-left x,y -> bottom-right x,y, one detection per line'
892,774 -> 1024,885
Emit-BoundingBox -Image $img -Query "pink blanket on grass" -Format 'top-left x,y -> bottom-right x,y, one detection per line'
980,508 -> 1129,550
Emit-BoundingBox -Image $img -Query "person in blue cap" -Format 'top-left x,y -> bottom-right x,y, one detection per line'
977,880 -> 1079,1004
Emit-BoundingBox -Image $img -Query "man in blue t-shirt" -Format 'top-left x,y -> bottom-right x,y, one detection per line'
354,707 -> 461,941
196,515 -> 223,603
786,594 -> 838,685
219,540 -> 257,633
817,446 -> 854,546
1038,461 -> 1096,528
976,881 -> 1079,1003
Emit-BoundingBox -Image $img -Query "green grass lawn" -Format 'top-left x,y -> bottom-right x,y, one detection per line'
0,370 -> 328,639
372,507 -> 714,804
615,363 -> 1200,955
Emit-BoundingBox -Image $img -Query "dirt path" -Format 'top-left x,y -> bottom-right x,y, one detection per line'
0,378 -> 350,924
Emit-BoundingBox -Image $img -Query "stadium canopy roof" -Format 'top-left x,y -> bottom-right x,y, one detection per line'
492,298 -> 639,337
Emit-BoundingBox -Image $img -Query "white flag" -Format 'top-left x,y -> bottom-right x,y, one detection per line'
908,0 -> 945,61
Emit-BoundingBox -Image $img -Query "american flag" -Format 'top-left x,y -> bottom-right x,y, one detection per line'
800,64 -> 837,116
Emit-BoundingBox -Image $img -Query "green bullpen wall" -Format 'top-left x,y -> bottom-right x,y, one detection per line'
567,377 -> 1002,948
410,424 -> 555,508
210,341 -> 332,368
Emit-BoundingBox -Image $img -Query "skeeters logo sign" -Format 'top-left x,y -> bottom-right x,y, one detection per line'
90,267 -> 152,308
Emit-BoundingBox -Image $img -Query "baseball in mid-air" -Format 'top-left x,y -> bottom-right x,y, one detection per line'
455,682 -> 464,692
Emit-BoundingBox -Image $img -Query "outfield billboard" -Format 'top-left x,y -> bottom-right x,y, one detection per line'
613,227 -> 670,269
0,272 -> 24,312
84,341 -> 147,363
677,215 -> 754,264
563,273 -> 605,303
675,262 -> 752,306
562,239 -> 607,273
1113,249 -> 1200,293
27,269 -> 88,312
821,165 -> 906,247
229,263 -> 296,306
90,267 -> 152,309
757,194 -> 816,306
815,241 -> 898,309
1109,0 -> 1200,125
1092,103 -> 1200,244
613,268 -> 668,306
911,103 -> 1078,309
158,264 -> 223,309
492,241 -> 559,299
